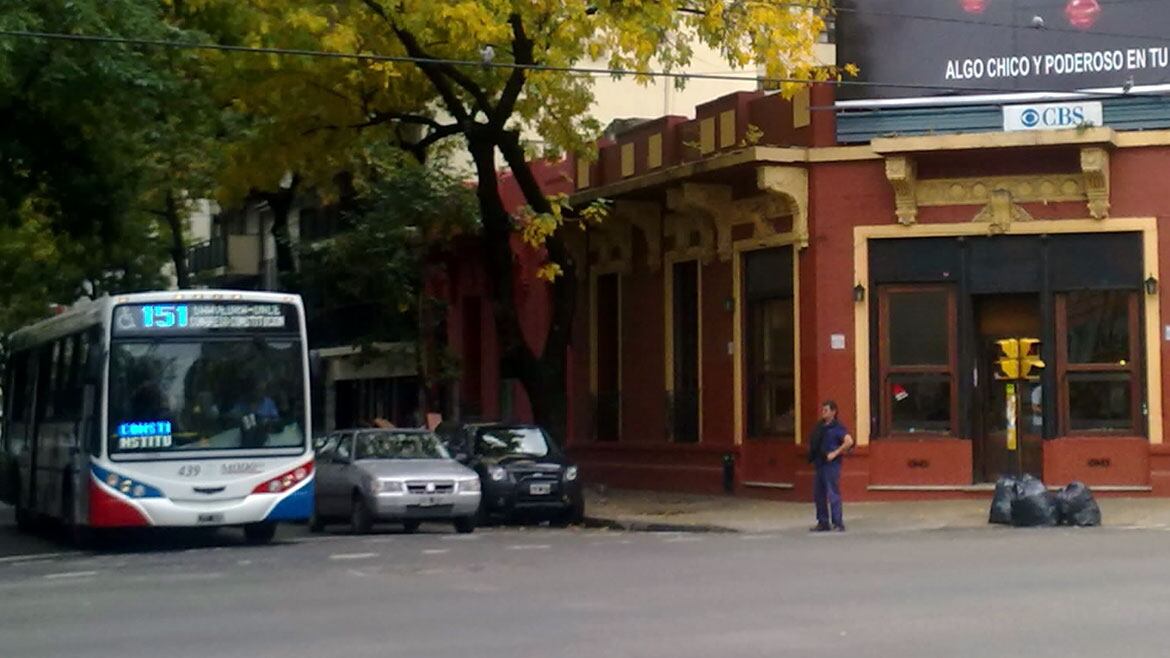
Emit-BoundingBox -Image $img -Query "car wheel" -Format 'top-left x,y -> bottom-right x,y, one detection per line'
350,497 -> 374,535
308,507 -> 325,533
402,520 -> 421,534
554,497 -> 586,528
453,516 -> 476,534
243,522 -> 277,545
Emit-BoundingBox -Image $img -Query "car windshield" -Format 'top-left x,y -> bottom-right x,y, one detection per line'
475,427 -> 551,458
107,339 -> 305,454
356,432 -> 449,460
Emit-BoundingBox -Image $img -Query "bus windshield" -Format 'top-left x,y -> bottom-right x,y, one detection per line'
107,338 -> 306,455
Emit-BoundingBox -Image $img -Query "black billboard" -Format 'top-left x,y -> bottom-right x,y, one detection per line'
836,1 -> 1170,101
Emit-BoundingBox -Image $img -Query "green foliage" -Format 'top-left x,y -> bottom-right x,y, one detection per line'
0,0 -> 216,329
295,156 -> 479,348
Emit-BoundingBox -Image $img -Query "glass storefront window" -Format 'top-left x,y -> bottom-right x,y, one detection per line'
748,298 -> 795,436
888,290 -> 950,366
1067,373 -> 1133,432
887,374 -> 952,434
1058,290 -> 1140,435
878,286 -> 956,437
1066,291 -> 1131,365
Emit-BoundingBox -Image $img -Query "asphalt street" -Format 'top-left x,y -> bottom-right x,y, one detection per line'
2,506 -> 1170,658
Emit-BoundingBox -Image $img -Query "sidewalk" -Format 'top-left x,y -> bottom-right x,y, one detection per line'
583,487 -> 1170,534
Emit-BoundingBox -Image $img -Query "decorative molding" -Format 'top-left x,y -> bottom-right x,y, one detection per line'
757,166 -> 809,249
972,189 -> 1033,234
647,133 -> 663,170
1081,146 -> 1111,219
664,167 -> 809,261
665,186 -> 719,262
611,201 -> 663,271
885,155 -> 918,226
917,174 -> 1085,207
620,143 -> 635,178
588,219 -> 632,273
719,110 -> 736,149
699,117 -> 716,154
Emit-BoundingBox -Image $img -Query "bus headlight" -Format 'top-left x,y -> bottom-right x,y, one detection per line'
564,466 -> 579,482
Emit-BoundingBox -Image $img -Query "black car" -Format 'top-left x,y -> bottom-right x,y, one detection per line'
438,423 -> 584,525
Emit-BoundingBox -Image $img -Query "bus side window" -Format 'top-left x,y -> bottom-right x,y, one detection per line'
56,336 -> 77,420
35,344 -> 56,423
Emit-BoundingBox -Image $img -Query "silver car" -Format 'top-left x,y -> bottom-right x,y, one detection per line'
310,429 -> 482,534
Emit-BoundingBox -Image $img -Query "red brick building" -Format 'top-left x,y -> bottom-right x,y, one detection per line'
437,82 -> 1170,500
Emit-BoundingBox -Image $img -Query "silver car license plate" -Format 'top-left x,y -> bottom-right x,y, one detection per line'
417,496 -> 440,507
529,483 -> 552,495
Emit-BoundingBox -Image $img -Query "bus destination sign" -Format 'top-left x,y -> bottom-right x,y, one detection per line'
113,302 -> 296,335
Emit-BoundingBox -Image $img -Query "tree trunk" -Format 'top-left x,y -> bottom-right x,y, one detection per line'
261,175 -> 300,281
466,132 -> 575,445
163,191 -> 191,290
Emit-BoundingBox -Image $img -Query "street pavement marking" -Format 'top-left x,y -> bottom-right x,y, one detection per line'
662,535 -> 703,543
130,572 -> 225,583
44,570 -> 98,580
507,544 -> 551,550
422,548 -> 450,555
329,552 -> 379,560
237,560 -> 253,566
440,534 -> 480,541
740,534 -> 778,541
0,552 -> 69,564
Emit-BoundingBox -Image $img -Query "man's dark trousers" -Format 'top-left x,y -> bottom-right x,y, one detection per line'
814,460 -> 843,528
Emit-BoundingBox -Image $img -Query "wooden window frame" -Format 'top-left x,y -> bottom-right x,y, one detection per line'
745,296 -> 796,440
1055,291 -> 1143,436
877,284 -> 959,439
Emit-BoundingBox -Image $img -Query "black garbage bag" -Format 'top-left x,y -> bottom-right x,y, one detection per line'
1011,475 -> 1059,527
989,475 -> 1018,525
1056,481 -> 1102,527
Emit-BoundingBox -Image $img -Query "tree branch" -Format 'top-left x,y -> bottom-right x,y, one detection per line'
360,0 -> 472,123
491,13 -> 533,130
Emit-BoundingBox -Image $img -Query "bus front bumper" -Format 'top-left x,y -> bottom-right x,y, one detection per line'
89,475 -> 313,528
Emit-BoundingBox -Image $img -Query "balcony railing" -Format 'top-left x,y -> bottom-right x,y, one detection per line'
186,235 -> 262,277
187,238 -> 227,273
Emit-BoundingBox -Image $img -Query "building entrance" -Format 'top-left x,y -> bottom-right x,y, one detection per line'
972,295 -> 1043,483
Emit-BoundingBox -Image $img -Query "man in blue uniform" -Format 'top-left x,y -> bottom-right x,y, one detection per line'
808,400 -> 855,532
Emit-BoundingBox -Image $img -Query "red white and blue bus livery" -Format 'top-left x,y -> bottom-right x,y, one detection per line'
0,291 -> 314,544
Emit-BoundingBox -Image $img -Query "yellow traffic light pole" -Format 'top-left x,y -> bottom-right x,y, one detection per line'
995,338 -> 1045,477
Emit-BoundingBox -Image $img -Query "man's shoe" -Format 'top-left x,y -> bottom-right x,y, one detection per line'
810,524 -> 831,532
832,525 -> 846,532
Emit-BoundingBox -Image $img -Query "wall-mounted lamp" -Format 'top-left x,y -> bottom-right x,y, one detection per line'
1146,276 -> 1159,296
853,283 -> 866,303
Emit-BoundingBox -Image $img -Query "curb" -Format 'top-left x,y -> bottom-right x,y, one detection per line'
582,516 -> 738,534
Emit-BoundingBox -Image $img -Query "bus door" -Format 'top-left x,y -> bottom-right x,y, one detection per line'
27,345 -> 55,513
1,353 -> 36,505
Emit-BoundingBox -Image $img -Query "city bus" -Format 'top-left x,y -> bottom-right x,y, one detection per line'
0,291 -> 314,544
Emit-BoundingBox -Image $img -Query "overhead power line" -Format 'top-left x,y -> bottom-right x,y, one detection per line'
0,28 -> 1159,103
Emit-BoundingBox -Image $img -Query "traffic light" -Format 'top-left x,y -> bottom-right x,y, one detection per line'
995,338 -> 1020,380
1018,338 -> 1045,380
